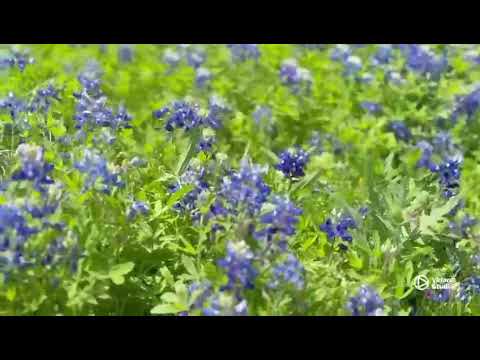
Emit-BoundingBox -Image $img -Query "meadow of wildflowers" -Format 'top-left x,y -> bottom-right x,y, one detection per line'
1,44 -> 480,316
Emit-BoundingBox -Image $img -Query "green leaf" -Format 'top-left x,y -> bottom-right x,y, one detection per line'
347,251 -> 363,270
175,130 -> 201,175
182,255 -> 197,277
418,197 -> 459,236
151,303 -> 181,315
109,262 -> 135,285
291,169 -> 322,194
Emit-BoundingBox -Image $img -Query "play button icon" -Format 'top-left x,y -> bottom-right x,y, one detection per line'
413,275 -> 430,291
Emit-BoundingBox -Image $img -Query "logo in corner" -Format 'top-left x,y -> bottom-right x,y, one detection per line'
413,275 -> 430,291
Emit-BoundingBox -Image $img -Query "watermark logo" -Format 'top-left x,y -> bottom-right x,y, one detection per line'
413,275 -> 430,290
413,275 -> 457,291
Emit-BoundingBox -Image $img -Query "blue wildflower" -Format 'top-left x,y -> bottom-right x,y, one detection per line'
343,55 -> 362,77
154,101 -> 205,132
0,51 -> 34,72
385,70 -> 405,85
0,204 -> 38,249
320,214 -> 357,247
198,135 -> 215,152
388,121 -> 412,142
347,285 -> 385,316
127,201 -> 150,220
433,158 -> 461,199
276,146 -> 310,179
12,144 -> 54,194
118,44 -> 134,63
29,84 -> 60,113
458,276 -> 480,303
360,101 -> 382,115
279,59 -> 312,93
77,72 -> 103,98
330,45 -> 352,62
163,49 -> 181,68
218,241 -> 257,291
372,44 -> 393,66
227,44 -> 260,62
255,196 -> 302,250
195,67 -> 212,88
452,86 -> 480,122
270,253 -> 305,290
359,206 -> 369,219
202,293 -> 248,316
73,88 -> 132,131
186,49 -> 206,68
416,141 -> 437,171
74,149 -> 124,194
218,158 -> 270,216
426,288 -> 452,303
403,45 -> 448,79
0,92 -> 27,120
169,167 -> 209,218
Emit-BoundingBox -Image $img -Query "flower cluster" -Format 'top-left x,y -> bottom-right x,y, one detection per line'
330,45 -> 352,62
0,204 -> 38,251
346,285 -> 385,316
218,241 -> 257,291
371,44 -> 394,66
29,84 -> 60,113
12,144 -> 54,194
458,276 -> 480,303
416,141 -> 437,171
425,288 -> 452,303
201,292 -> 248,316
320,214 -> 357,249
168,166 -> 209,219
227,44 -> 261,62
0,92 -> 27,120
269,253 -> 305,290
163,49 -> 181,68
0,51 -> 34,72
451,86 -> 480,122
198,135 -> 215,152
276,146 -> 310,179
74,149 -> 125,194
343,55 -> 363,77
402,45 -> 448,79
195,67 -> 212,88
162,45 -> 206,70
279,59 -> 313,93
127,201 -> 150,220
186,277 -> 249,316
73,88 -> 132,131
255,196 -> 302,250
433,158 -> 461,198
385,70 -> 406,85
217,159 -> 271,216
154,101 -> 205,132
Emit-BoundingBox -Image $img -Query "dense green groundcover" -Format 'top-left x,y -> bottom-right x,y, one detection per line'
1,44 -> 480,316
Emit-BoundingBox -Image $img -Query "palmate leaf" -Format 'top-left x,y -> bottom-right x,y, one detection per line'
109,262 -> 135,285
